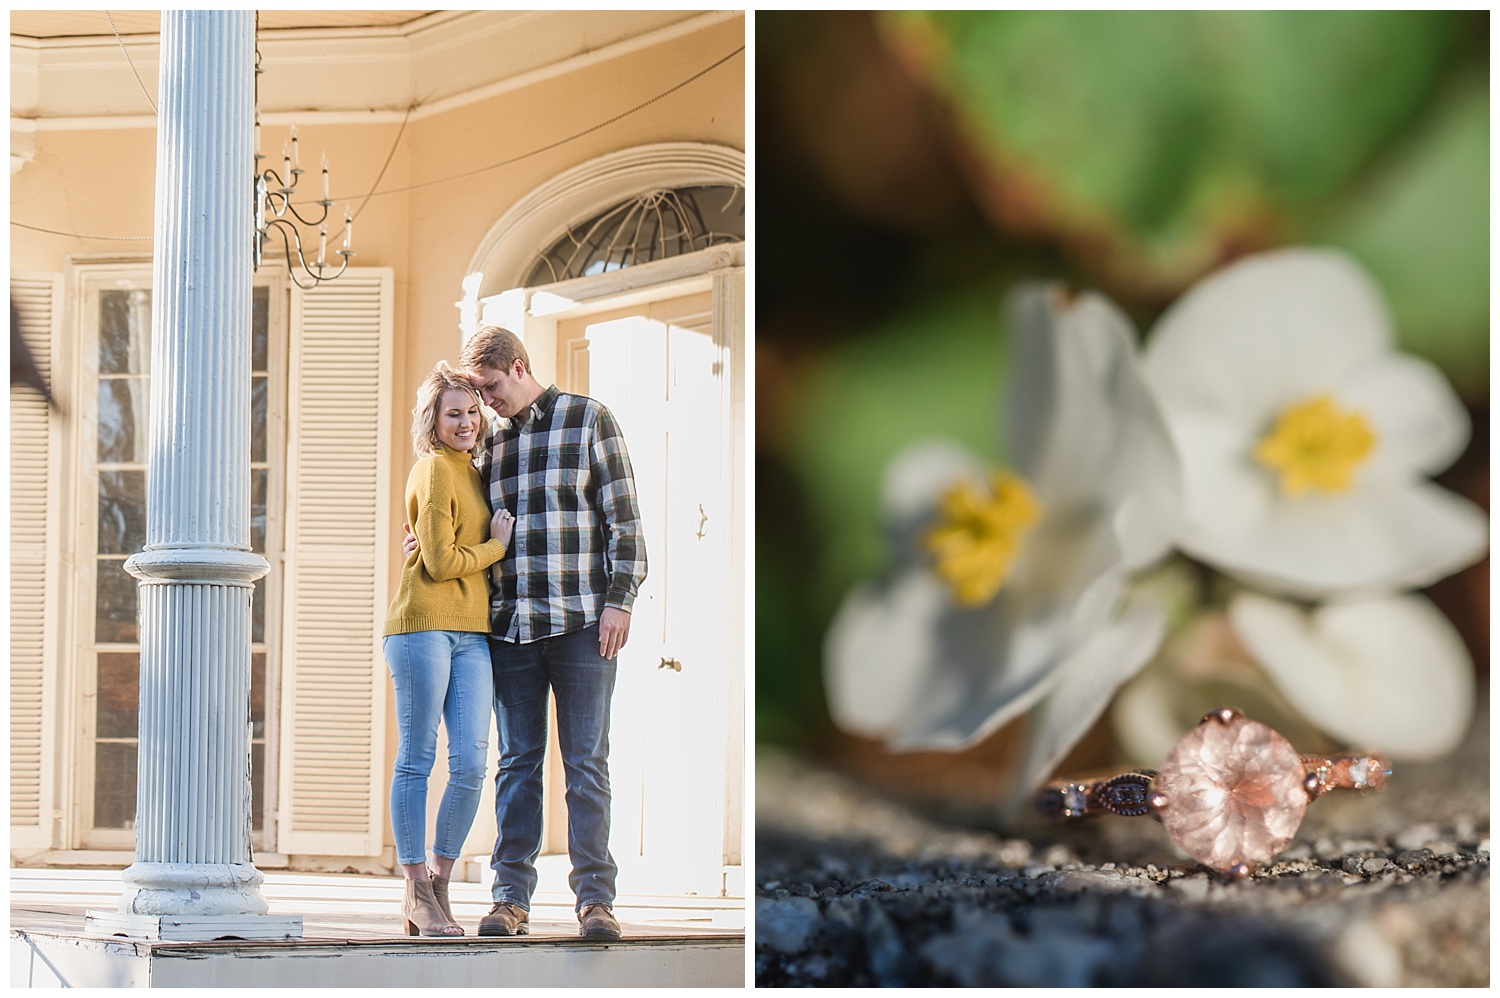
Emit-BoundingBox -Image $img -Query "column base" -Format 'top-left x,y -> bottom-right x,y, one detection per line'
84,909 -> 303,941
116,861 -> 270,917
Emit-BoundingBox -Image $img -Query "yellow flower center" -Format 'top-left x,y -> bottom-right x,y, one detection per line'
1253,395 -> 1376,497
924,471 -> 1042,607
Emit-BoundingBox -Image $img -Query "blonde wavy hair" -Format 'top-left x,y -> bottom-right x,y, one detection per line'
411,360 -> 483,457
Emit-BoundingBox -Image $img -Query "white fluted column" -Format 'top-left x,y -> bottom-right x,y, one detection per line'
86,10 -> 300,941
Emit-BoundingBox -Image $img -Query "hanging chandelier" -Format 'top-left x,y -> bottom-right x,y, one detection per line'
251,37 -> 355,289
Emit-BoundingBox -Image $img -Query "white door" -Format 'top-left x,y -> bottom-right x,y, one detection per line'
558,291 -> 729,896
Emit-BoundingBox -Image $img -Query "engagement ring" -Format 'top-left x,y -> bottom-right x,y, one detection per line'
1035,707 -> 1391,878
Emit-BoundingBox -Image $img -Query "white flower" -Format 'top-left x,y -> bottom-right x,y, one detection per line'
1141,247 -> 1487,599
1228,590 -> 1475,760
824,285 -> 1181,793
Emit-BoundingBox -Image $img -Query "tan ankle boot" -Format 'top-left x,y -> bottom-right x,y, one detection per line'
403,877 -> 460,937
428,869 -> 461,932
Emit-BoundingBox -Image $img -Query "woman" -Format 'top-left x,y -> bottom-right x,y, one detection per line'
382,362 -> 513,936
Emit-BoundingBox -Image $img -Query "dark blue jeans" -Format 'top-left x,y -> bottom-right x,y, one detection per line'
489,624 -> 618,911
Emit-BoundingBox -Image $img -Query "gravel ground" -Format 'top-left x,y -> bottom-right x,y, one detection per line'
755,705 -> 1489,987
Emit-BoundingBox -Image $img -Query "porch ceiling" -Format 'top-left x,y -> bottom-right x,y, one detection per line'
12,10 -> 732,123
10,11 -> 437,39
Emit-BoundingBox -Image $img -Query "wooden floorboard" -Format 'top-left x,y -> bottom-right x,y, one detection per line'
10,868 -> 745,944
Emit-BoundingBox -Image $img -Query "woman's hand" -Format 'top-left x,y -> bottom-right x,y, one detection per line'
491,507 -> 515,547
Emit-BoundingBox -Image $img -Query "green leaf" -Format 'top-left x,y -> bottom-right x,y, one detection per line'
1318,73 -> 1489,398
883,11 -> 1462,286
787,284 -> 1013,613
755,526 -> 826,745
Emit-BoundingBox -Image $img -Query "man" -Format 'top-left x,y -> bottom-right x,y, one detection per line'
407,325 -> 646,940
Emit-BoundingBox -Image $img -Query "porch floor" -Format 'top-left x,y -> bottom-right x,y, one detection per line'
11,865 -> 746,987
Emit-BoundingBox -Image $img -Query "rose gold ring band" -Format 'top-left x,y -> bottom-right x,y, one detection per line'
1032,707 -> 1393,879
1036,751 -> 1391,822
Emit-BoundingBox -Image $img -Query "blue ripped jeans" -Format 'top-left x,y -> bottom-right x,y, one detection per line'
383,630 -> 493,867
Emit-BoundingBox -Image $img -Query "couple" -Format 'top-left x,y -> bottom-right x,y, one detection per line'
380,325 -> 647,940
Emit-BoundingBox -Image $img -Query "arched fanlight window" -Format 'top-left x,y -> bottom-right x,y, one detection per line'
524,184 -> 743,286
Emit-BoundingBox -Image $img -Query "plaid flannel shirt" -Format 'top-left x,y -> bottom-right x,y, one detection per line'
477,385 -> 647,644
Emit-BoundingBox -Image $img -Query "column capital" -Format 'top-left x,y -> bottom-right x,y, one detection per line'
125,547 -> 270,584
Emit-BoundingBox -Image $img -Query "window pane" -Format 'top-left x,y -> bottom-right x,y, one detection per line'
252,578 -> 265,644
98,378 -> 150,464
98,470 -> 147,554
97,653 -> 140,738
94,742 -> 138,829
251,375 -> 268,463
251,468 -> 268,552
250,645 -> 265,834
252,647 -> 266,832
251,651 -> 266,737
525,184 -> 744,286
99,289 -> 150,376
96,559 -> 139,644
252,286 -> 269,371
251,741 -> 265,833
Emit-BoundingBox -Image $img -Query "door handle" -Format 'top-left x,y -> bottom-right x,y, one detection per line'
658,657 -> 682,672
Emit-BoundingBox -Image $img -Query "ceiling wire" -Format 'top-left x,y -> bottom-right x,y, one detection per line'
106,10 -> 158,114
11,221 -> 152,242
351,104 -> 414,222
348,44 -> 745,201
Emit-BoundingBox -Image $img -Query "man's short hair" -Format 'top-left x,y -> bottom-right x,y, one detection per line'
460,325 -> 531,376
411,360 -> 481,457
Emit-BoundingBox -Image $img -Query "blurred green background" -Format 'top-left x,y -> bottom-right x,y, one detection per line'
755,11 -> 1489,756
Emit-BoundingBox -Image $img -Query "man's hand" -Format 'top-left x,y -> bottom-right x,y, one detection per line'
599,606 -> 631,660
402,522 -> 419,559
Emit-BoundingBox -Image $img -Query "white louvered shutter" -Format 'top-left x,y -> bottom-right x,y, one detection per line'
279,269 -> 393,856
10,273 -> 61,846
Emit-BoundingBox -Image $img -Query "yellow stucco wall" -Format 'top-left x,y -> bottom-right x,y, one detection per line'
10,12 -> 744,867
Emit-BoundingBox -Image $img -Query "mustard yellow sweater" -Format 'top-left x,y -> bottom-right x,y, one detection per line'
383,445 -> 507,636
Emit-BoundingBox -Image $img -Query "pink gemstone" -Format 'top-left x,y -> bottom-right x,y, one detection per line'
1154,715 -> 1308,875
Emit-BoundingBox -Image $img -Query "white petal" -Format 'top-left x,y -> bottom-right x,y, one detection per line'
880,438 -> 987,527
1011,514 -> 1125,642
1008,284 -> 1182,570
823,572 -> 949,739
1190,482 -> 1488,598
875,565 -> 1129,751
1228,591 -> 1476,759
1008,284 -> 1134,499
1170,412 -> 1276,543
1339,353 -> 1472,481
1007,608 -> 1167,808
824,568 -> 1084,751
1145,248 -> 1394,427
890,596 -> 1072,751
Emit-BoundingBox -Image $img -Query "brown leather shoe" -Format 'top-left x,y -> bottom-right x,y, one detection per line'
578,903 -> 622,940
478,901 -> 530,936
